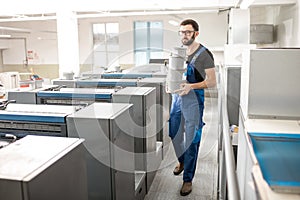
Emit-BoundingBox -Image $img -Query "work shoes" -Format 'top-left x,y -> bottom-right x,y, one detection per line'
173,162 -> 184,175
180,182 -> 192,196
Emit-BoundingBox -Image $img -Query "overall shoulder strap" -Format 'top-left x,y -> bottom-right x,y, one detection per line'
190,46 -> 206,65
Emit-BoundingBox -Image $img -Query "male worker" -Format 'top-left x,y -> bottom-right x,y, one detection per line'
168,19 -> 216,196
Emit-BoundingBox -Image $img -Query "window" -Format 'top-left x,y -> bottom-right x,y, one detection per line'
134,21 -> 163,66
93,23 -> 119,68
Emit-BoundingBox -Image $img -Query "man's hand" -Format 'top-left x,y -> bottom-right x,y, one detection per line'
175,83 -> 192,96
165,83 -> 171,93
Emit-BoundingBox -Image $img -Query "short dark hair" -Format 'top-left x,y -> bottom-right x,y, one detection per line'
180,19 -> 199,31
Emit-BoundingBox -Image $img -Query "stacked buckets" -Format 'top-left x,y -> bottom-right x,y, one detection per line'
166,47 -> 187,93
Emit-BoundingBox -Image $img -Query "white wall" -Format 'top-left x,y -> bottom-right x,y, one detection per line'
0,40 -> 9,49
1,20 -> 58,65
276,0 -> 300,46
77,13 -> 228,69
0,12 -> 228,68
250,0 -> 300,47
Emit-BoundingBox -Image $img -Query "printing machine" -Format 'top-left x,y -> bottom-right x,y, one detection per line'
0,103 -> 78,138
236,48 -> 300,199
7,84 -> 62,104
35,86 -> 159,194
74,77 -> 170,160
51,76 -> 170,159
0,101 -> 144,200
0,135 -> 87,200
52,77 -> 170,158
67,102 -> 138,200
88,74 -> 171,157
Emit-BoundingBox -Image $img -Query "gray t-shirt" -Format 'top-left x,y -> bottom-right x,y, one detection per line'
187,44 -> 215,82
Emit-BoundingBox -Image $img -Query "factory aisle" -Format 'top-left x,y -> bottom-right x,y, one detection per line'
144,95 -> 219,200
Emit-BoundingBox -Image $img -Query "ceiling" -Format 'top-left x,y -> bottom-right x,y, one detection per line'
0,0 -> 240,22
0,0 -> 295,35
0,0 -> 296,22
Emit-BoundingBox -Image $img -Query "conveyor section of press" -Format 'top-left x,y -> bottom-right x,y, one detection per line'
122,63 -> 168,77
237,118 -> 300,200
0,104 -> 78,137
76,78 -> 139,88
101,73 -> 152,79
37,88 -> 116,105
249,132 -> 300,194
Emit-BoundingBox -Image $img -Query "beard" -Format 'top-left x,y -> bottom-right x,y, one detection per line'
182,34 -> 195,46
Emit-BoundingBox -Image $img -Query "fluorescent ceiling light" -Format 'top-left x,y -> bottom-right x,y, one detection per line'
76,9 -> 219,19
0,34 -> 11,38
240,0 -> 255,8
168,20 -> 179,26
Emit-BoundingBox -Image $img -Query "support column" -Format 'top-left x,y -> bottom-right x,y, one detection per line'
56,9 -> 80,78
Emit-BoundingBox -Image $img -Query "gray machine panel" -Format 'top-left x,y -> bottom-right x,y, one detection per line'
113,87 -> 157,166
113,87 -> 158,192
7,85 -> 61,104
226,67 -> 241,125
137,77 -> 171,158
0,135 -> 87,200
67,103 -> 135,200
75,79 -> 138,88
244,49 -> 300,119
7,90 -> 37,104
52,78 -> 77,88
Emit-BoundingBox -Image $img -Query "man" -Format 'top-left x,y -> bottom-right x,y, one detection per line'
168,19 -> 216,196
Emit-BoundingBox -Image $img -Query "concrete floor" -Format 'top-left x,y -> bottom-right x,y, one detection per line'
144,96 -> 219,200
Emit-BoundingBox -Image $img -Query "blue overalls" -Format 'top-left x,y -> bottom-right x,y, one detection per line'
169,46 -> 206,182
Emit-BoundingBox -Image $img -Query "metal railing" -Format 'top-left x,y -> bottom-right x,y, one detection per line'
218,66 -> 240,200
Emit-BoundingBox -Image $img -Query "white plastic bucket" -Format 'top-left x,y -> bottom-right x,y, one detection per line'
167,80 -> 185,93
166,68 -> 185,82
166,68 -> 186,93
167,46 -> 187,93
173,47 -> 186,57
169,56 -> 185,70
35,79 -> 43,88
63,72 -> 74,80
